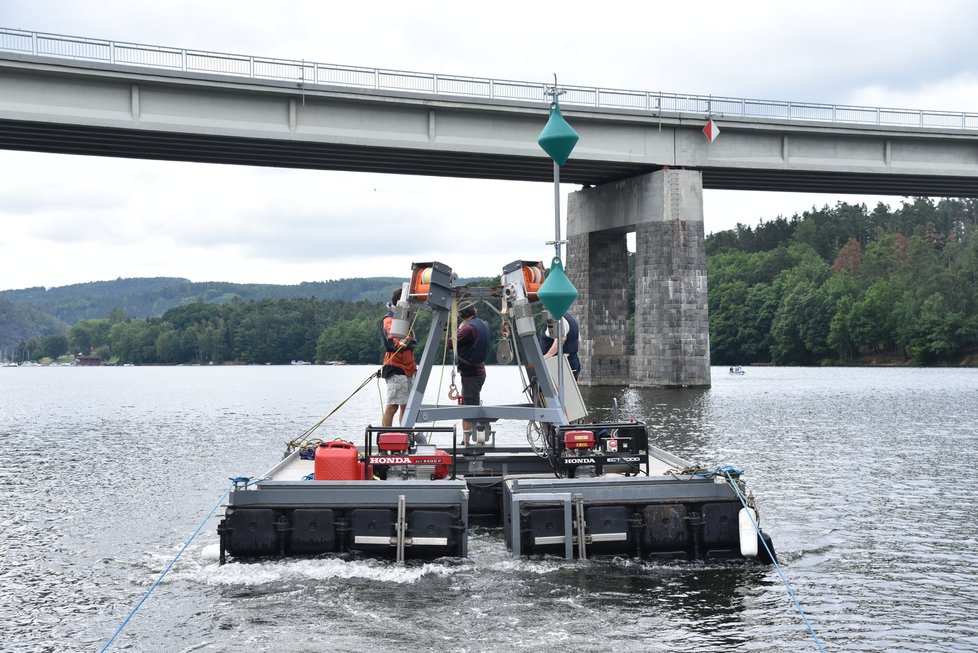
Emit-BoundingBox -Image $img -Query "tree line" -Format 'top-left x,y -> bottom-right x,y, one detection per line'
16,285 -> 509,367
17,298 -> 379,365
15,197 -> 978,367
707,197 -> 978,364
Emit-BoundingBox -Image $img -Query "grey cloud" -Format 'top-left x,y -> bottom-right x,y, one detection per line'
219,204 -> 543,264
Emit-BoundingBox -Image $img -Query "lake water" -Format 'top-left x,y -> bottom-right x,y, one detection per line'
1,365 -> 977,652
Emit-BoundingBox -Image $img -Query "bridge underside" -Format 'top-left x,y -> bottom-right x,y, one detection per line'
0,117 -> 646,184
2,117 -> 978,196
4,53 -> 978,196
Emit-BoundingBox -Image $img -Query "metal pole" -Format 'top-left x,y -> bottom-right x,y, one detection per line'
575,493 -> 587,560
396,494 -> 406,564
553,159 -> 561,257
553,157 -> 565,412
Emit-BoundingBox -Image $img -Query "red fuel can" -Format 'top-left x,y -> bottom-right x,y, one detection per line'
358,460 -> 374,480
314,441 -> 360,480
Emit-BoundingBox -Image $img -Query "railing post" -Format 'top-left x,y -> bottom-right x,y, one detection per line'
433,73 -> 438,95
374,68 -> 379,90
32,31 -> 37,56
489,78 -> 494,100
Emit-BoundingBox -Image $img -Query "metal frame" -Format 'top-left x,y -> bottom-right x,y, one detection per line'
228,479 -> 470,508
509,492 -> 576,559
402,260 -> 568,429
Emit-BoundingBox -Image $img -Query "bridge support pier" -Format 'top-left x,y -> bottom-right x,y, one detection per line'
566,229 -> 631,384
567,169 -> 710,388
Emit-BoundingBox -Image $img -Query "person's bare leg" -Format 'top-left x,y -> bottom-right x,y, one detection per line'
383,403 -> 398,427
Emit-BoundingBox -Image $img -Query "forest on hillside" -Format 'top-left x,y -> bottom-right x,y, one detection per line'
0,276 -> 406,355
12,197 -> 978,367
707,197 -> 978,364
18,298 -> 387,366
16,280 -> 507,367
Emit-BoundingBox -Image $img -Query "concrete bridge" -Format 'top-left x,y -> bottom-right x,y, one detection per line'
3,28 -> 978,386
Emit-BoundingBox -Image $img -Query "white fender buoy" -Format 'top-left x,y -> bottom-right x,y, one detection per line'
739,508 -> 759,557
200,543 -> 221,562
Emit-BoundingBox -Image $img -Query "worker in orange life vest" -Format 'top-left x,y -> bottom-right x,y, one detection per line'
380,288 -> 417,427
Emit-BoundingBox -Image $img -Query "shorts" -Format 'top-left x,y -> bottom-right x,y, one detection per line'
385,374 -> 411,405
461,374 -> 486,405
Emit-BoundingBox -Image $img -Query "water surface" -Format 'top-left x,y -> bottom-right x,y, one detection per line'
1,365 -> 976,652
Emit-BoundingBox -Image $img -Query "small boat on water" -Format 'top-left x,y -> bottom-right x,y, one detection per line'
218,260 -> 775,565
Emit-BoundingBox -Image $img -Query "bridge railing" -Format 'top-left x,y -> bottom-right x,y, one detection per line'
3,27 -> 978,131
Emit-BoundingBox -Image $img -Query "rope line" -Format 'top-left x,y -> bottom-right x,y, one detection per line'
376,371 -> 385,424
433,311 -> 451,410
99,480 -> 236,652
286,371 -> 380,451
721,468 -> 827,653
290,307 -> 425,450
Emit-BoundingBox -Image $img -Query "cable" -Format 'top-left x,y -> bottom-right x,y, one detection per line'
286,370 -> 379,451
376,372 -> 385,425
721,468 -> 827,653
289,307 -> 425,451
99,480 -> 236,652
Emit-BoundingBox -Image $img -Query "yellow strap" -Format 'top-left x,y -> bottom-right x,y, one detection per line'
450,296 -> 459,374
434,306 -> 452,408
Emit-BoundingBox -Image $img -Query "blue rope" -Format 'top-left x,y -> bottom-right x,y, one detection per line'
693,464 -> 744,478
99,479 -> 236,652
721,468 -> 827,653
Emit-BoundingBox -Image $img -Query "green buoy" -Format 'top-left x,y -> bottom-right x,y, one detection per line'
537,102 -> 579,166
537,256 -> 578,319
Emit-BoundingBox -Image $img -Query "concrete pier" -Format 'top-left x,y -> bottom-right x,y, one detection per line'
567,169 -> 710,388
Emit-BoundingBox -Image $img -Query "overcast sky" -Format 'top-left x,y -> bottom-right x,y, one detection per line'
2,0 -> 977,291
